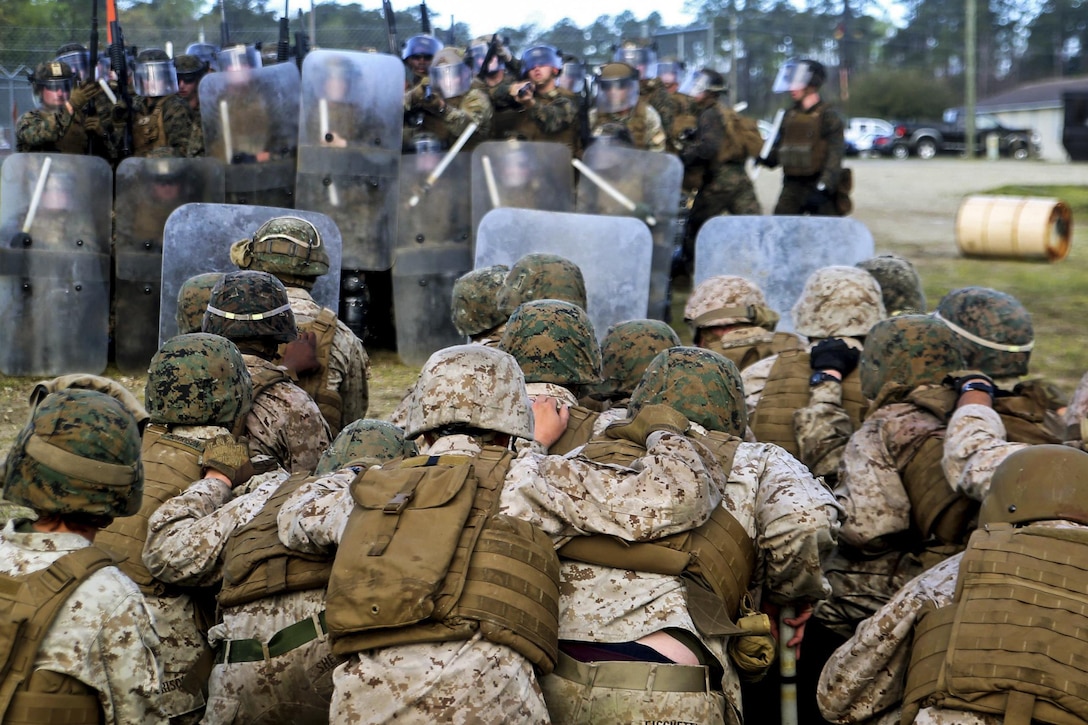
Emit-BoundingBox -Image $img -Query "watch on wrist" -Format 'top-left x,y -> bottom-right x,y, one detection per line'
809,371 -> 840,387
959,380 -> 996,398
816,181 -> 827,192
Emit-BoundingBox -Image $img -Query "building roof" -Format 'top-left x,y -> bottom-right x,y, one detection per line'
978,75 -> 1088,112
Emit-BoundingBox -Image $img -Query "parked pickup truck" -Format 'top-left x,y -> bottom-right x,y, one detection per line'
872,112 -> 1040,160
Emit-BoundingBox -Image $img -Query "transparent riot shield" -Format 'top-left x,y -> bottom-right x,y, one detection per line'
114,157 -> 225,374
393,151 -> 473,366
199,62 -> 300,208
475,208 -> 652,341
296,50 -> 403,272
694,216 -> 876,332
0,153 -> 112,375
576,144 -> 683,322
158,203 -> 342,344
470,141 -> 574,251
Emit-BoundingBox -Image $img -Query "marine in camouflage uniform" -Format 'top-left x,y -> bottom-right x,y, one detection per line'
404,47 -> 492,152
497,252 -> 587,316
174,54 -> 210,157
0,388 -> 167,724
276,345 -> 727,723
202,270 -> 332,473
856,253 -> 927,315
819,446 -> 1088,725
535,346 -> 842,724
491,46 -> 580,156
16,61 -> 109,156
585,318 -> 680,425
686,275 -> 803,382
497,299 -> 603,455
746,266 -> 886,476
143,419 -> 414,725
760,59 -> 845,216
588,63 -> 667,151
231,216 -> 371,434
176,272 -> 226,334
678,69 -> 763,268
130,50 -> 193,158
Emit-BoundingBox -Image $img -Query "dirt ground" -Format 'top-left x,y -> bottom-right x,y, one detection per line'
1,156 -> 1085,450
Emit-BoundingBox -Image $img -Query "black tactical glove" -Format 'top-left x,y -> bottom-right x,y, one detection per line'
801,187 -> 832,215
606,404 -> 689,446
200,434 -> 255,487
810,338 -> 861,377
231,152 -> 258,164
111,100 -> 129,124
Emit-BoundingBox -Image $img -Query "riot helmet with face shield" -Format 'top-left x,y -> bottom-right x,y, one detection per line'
429,48 -> 472,99
55,44 -> 91,83
772,58 -> 826,93
134,49 -> 179,98
595,62 -> 639,114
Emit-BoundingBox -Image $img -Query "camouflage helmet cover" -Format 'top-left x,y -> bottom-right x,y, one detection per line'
497,253 -> 588,316
202,270 -> 298,344
684,275 -> 779,331
498,300 -> 602,386
791,265 -> 886,339
32,60 -> 75,83
628,346 -> 747,436
979,445 -> 1088,527
176,272 -> 225,335
146,333 -> 254,428
592,319 -> 681,399
314,419 -> 418,475
3,389 -> 143,519
451,264 -> 509,337
404,345 -> 534,440
934,286 -> 1033,378
856,254 -> 927,315
859,315 -> 965,399
230,216 -> 330,286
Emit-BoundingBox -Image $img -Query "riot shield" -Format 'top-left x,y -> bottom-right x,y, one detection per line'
114,157 -> 225,374
158,203 -> 342,344
470,141 -> 574,250
0,153 -> 112,375
694,216 -> 875,333
199,62 -> 300,208
296,50 -> 403,272
393,151 -> 473,366
475,208 -> 652,341
576,144 -> 683,322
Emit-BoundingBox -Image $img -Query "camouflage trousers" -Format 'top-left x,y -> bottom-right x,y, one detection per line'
330,634 -> 550,724
148,594 -> 210,722
773,175 -> 838,216
683,163 -> 762,261
540,654 -> 731,725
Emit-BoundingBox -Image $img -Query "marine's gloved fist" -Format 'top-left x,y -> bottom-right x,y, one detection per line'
200,434 -> 255,487
606,403 -> 689,446
231,152 -> 258,164
111,101 -> 129,123
801,188 -> 831,214
810,338 -> 860,376
68,81 -> 99,110
82,113 -> 103,137
945,370 -> 996,398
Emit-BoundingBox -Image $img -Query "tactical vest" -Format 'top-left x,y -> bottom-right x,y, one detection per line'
903,523 -> 1088,725
277,308 -> 343,435
750,350 -> 868,459
597,101 -> 651,150
0,546 -> 115,725
217,472 -> 333,609
249,364 -> 292,402
96,425 -> 204,596
133,98 -> 168,157
714,331 -> 804,373
548,405 -> 600,456
901,431 -> 978,547
517,88 -> 581,156
55,113 -> 90,155
909,382 -> 1064,445
326,447 -> 561,673
778,105 -> 828,178
562,431 -> 752,637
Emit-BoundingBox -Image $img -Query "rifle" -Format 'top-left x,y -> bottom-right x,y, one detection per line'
420,0 -> 431,34
106,0 -> 133,159
219,0 -> 231,49
446,16 -> 454,47
85,0 -> 100,154
382,0 -> 399,57
476,33 -> 498,81
578,75 -> 592,153
294,10 -> 310,70
277,0 -> 290,64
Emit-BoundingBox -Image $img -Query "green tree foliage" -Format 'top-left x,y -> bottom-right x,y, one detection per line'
846,68 -> 957,119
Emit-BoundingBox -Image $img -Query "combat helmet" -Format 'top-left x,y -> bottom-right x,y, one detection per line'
934,287 -> 1033,378
3,389 -> 143,521
628,347 -> 747,437
498,300 -> 602,386
146,333 -> 253,430
174,54 -> 210,82
791,265 -> 886,339
772,58 -> 826,93
203,270 -> 297,345
591,319 -> 681,401
451,264 -> 509,337
856,254 -> 926,315
684,275 -> 779,343
134,48 -> 178,98
55,43 -> 91,83
859,315 -> 965,399
979,445 -> 1088,527
497,253 -> 587,316
29,61 -> 74,108
176,272 -> 225,335
402,34 -> 443,60
231,216 -> 330,289
429,47 -> 472,99
314,419 -> 418,475
404,345 -> 533,440
595,62 -> 640,114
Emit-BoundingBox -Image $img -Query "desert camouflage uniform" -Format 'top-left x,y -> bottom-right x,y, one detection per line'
131,93 -> 194,157
0,520 -> 166,724
1066,370 -> 1088,429
942,403 -> 1027,502
286,287 -> 371,425
589,99 -> 667,151
242,354 -> 332,473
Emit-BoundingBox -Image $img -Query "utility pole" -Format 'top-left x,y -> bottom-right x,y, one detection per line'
965,0 -> 977,158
